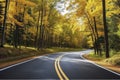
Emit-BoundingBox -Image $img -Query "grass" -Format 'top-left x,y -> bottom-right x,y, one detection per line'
0,45 -> 83,68
105,53 -> 120,65
85,52 -> 106,60
84,51 -> 120,73
0,47 -> 41,63
84,51 -> 120,66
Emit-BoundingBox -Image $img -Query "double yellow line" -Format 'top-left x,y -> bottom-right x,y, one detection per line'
55,55 -> 69,80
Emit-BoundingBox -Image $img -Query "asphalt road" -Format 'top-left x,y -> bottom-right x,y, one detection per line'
0,50 -> 120,79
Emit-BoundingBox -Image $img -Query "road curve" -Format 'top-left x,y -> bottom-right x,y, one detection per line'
0,50 -> 120,79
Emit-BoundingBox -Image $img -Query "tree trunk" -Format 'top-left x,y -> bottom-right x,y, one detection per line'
14,26 -> 18,48
93,17 -> 99,39
102,0 -> 109,58
0,0 -> 8,47
93,17 -> 99,55
85,12 -> 98,55
22,4 -> 26,48
38,0 -> 44,50
35,9 -> 40,48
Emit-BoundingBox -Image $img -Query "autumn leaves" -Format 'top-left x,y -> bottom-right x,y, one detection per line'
0,0 -> 120,58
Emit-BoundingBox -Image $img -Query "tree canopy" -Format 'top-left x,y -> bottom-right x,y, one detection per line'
0,0 -> 120,58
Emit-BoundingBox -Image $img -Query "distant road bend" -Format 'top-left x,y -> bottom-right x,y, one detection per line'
0,50 -> 120,79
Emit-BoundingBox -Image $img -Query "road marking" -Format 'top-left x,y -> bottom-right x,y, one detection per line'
0,58 -> 36,71
58,56 -> 69,80
80,53 -> 120,76
55,58 -> 63,79
55,55 -> 69,80
91,62 -> 120,76
0,52 -> 54,72
0,56 -> 44,71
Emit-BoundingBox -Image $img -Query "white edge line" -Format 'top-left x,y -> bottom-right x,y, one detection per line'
0,52 -> 54,72
0,52 -> 62,72
0,56 -> 43,71
0,52 -> 61,71
80,53 -> 120,76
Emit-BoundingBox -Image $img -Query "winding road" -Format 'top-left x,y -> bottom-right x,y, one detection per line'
0,50 -> 120,79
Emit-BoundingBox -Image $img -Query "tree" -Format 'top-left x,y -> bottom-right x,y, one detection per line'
0,0 -> 8,47
102,0 -> 109,58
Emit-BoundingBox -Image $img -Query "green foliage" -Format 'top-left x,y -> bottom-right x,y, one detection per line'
109,34 -> 120,51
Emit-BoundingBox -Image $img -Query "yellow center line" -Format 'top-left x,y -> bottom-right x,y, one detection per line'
55,58 -> 63,80
55,55 -> 69,80
58,56 -> 69,80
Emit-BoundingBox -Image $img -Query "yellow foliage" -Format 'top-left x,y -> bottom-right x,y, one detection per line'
28,27 -> 36,36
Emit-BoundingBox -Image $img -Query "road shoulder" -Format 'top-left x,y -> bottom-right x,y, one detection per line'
0,57 -> 35,69
83,54 -> 120,74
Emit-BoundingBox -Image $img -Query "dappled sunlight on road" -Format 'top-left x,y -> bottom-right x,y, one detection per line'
35,50 -> 93,64
60,58 -> 91,63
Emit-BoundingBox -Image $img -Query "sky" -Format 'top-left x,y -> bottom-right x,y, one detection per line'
55,0 -> 84,26
56,0 -> 70,15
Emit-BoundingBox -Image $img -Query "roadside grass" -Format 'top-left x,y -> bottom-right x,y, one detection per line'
0,45 -> 83,68
105,53 -> 120,65
85,51 -> 106,61
84,51 -> 120,73
0,47 -> 41,63
84,51 -> 120,65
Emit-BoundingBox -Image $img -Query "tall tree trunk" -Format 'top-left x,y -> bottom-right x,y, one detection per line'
93,17 -> 102,56
102,0 -> 109,58
93,17 -> 99,39
13,1 -> 19,48
10,24 -> 13,46
35,9 -> 40,48
38,0 -> 44,50
0,0 -> 8,47
93,17 -> 99,55
85,12 -> 98,55
22,4 -> 26,48
14,26 -> 18,48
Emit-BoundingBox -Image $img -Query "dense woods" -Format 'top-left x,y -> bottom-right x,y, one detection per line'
0,0 -> 120,58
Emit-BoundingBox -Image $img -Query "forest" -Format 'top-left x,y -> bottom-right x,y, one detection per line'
0,0 -> 120,59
